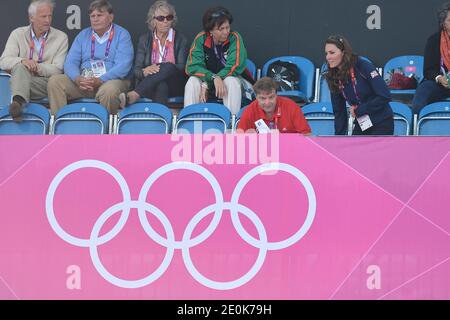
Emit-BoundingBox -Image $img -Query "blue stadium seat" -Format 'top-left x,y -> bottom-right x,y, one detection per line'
317,63 -> 331,102
390,102 -> 413,136
137,98 -> 153,104
174,103 -> 231,134
30,97 -> 50,106
417,102 -> 450,136
71,98 -> 98,103
262,56 -> 315,102
168,96 -> 184,104
246,58 -> 257,80
52,103 -> 109,134
233,105 -> 249,132
134,97 -> 184,105
117,102 -> 173,134
0,103 -> 50,135
0,71 -> 12,108
302,102 -> 335,136
383,55 -> 423,96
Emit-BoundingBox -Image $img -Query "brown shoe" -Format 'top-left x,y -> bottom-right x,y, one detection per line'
9,101 -> 23,122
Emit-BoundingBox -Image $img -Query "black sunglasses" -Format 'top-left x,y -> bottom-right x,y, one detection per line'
154,14 -> 174,22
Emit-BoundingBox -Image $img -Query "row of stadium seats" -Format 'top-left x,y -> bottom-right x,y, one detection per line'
0,55 -> 424,110
0,100 -> 449,136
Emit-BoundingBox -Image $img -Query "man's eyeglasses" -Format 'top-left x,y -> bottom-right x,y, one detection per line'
154,14 -> 174,22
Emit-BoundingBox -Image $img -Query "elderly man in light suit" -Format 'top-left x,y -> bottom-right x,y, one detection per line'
0,0 -> 68,121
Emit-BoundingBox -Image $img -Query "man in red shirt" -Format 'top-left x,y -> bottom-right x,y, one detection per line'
237,77 -> 311,134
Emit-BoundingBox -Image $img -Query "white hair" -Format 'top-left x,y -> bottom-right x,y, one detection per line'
28,0 -> 55,17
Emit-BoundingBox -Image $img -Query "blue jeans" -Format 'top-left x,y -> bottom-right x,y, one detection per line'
411,80 -> 450,114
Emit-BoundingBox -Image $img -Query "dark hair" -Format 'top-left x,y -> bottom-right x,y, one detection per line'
89,0 -> 113,15
324,35 -> 358,93
437,2 -> 450,30
253,77 -> 278,95
202,6 -> 233,32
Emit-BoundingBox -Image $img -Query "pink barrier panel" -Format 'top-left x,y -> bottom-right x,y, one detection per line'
0,135 -> 449,300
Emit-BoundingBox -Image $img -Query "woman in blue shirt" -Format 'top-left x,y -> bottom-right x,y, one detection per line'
324,35 -> 393,135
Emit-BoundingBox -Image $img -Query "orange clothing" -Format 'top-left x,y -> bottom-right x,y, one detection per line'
237,96 -> 311,134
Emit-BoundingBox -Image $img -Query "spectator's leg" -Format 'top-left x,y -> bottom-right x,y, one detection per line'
412,80 -> 450,114
223,76 -> 242,115
135,63 -> 178,100
184,76 -> 202,107
30,76 -> 49,101
47,74 -> 89,115
10,63 -> 32,102
96,79 -> 130,114
168,71 -> 187,97
369,117 -> 394,135
8,64 -> 35,120
152,81 -> 169,105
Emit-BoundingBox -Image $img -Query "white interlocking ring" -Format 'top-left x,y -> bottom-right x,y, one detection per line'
46,160 -> 316,290
46,160 -> 131,247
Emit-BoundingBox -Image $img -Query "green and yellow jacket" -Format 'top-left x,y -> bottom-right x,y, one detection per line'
185,31 -> 249,88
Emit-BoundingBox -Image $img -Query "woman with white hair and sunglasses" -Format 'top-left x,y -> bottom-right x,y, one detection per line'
119,0 -> 188,107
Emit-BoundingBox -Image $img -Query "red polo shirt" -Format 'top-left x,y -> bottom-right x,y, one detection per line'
237,96 -> 311,134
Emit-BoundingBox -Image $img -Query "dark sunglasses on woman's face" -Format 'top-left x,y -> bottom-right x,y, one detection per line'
154,14 -> 174,22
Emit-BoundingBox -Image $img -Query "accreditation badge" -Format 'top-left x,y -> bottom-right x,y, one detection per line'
357,114 -> 373,131
90,60 -> 107,78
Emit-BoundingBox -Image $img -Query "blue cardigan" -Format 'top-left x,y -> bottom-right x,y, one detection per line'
64,23 -> 134,82
331,57 -> 392,135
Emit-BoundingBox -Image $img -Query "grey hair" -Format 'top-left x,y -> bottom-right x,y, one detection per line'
438,2 -> 450,30
146,0 -> 177,31
28,0 -> 55,17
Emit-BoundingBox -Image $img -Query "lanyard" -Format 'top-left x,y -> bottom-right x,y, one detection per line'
340,67 -> 361,106
151,30 -> 175,64
29,29 -> 48,63
213,43 -> 227,66
266,106 -> 281,130
91,25 -> 115,60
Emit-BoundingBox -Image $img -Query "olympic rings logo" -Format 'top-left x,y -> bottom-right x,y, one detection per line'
45,160 -> 316,290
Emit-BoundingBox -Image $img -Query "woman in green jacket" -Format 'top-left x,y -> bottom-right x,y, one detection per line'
184,6 -> 253,115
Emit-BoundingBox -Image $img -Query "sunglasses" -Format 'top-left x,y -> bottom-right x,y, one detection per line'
211,11 -> 226,18
154,14 -> 174,22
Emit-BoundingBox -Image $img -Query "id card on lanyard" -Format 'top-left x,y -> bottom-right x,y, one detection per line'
260,105 -> 281,131
90,25 -> 114,78
268,106 -> 281,130
340,67 -> 373,131
29,29 -> 48,63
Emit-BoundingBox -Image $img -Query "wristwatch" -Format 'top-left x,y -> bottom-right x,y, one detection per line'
211,74 -> 218,80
